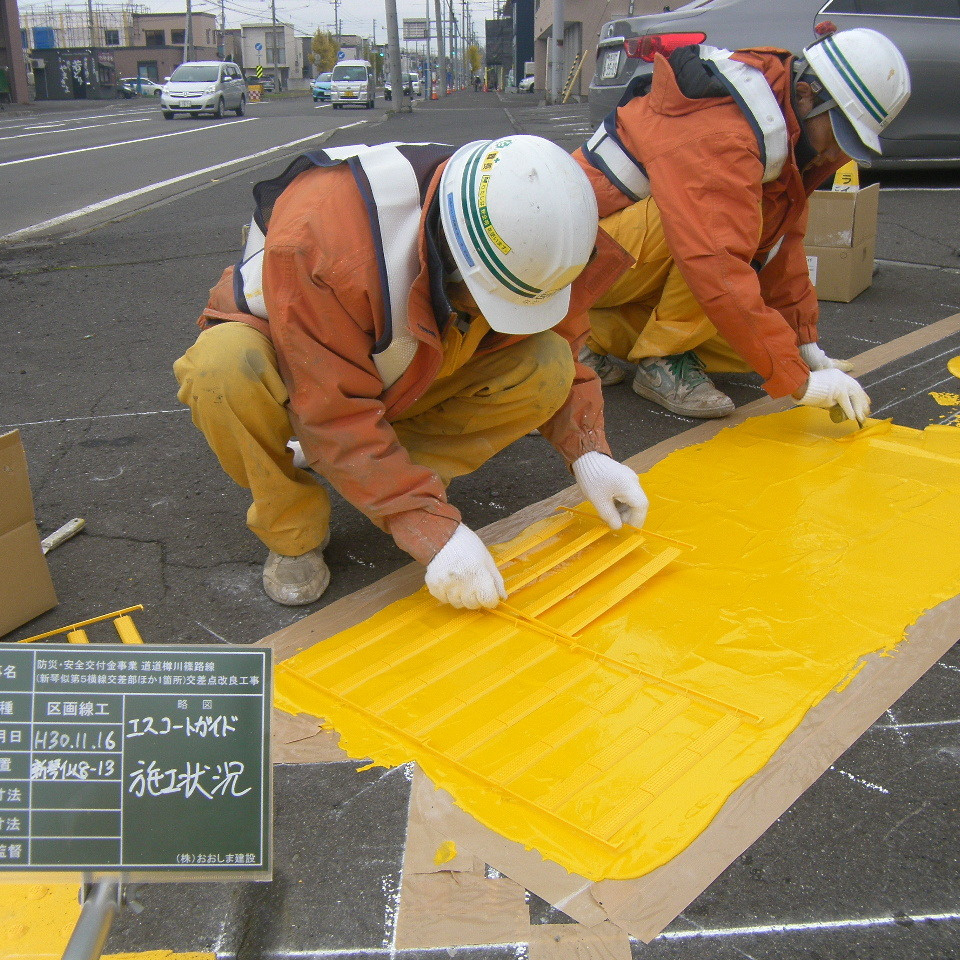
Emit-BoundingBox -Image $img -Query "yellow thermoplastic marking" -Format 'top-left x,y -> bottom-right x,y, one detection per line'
275,408 -> 960,881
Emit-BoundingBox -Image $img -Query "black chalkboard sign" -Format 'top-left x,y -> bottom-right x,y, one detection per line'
0,645 -> 270,880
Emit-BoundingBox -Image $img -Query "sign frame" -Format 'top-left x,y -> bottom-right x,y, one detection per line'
0,644 -> 272,884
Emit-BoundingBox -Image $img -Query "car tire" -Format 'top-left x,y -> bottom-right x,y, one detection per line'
153,89 -> 161,97
211,97 -> 224,119
235,95 -> 245,117
162,110 -> 174,119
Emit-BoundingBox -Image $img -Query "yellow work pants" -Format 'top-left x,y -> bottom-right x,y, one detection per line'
173,322 -> 573,555
589,198 -> 751,373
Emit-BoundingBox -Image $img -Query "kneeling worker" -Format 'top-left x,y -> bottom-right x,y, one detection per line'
575,27 -> 910,419
175,136 -> 646,609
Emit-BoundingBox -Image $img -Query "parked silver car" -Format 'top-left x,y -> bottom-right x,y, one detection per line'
589,0 -> 960,168
161,61 -> 247,119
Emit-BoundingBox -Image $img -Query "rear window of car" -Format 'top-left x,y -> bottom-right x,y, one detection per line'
333,65 -> 368,81
170,65 -> 219,82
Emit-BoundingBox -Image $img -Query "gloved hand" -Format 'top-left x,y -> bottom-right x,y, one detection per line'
796,369 -> 871,424
800,342 -> 854,373
572,452 -> 649,530
287,440 -> 308,470
425,524 -> 506,610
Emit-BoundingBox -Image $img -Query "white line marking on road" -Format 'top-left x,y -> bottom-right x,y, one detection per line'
878,718 -> 960,729
0,117 -> 151,140
659,912 -> 960,941
871,374 -> 955,415
833,768 -> 890,794
0,110 -> 156,129
883,707 -> 909,745
0,118 -> 257,168
0,120 -> 367,242
876,258 -> 960,275
866,345 -> 960,391
1,409 -> 188,429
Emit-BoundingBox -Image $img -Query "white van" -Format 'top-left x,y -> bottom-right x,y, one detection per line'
161,60 -> 247,119
330,59 -> 375,109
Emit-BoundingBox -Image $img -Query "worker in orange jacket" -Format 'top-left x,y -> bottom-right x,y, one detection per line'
575,27 -> 910,420
175,137 -> 645,608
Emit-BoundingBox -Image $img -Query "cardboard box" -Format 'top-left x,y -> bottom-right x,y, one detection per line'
0,431 -> 58,637
804,181 -> 879,302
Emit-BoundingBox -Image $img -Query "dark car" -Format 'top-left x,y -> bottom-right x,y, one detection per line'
588,0 -> 960,168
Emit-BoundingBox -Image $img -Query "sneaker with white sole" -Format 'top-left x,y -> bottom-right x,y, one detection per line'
262,546 -> 330,606
631,352 -> 735,418
578,345 -> 626,386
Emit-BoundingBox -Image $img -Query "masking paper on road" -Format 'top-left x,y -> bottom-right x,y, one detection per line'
274,407 -> 960,882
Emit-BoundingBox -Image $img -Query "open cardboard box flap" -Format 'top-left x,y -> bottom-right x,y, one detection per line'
0,431 -> 57,638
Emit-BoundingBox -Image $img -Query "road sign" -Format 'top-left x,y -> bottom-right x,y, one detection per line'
337,50 -> 346,60
255,64 -> 263,78
403,18 -> 429,41
255,42 -> 263,51
0,645 -> 271,880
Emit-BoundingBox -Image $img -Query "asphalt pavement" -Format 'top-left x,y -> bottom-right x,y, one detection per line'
1,89 -> 960,958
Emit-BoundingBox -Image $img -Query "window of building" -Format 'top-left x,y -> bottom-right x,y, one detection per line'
171,29 -> 186,44
104,29 -> 120,45
137,61 -> 159,80
206,30 -> 212,43
144,30 -> 165,46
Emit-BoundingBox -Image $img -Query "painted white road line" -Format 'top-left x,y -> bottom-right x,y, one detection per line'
832,768 -> 890,795
0,110 -> 157,129
879,718 -> 960,729
0,120 -> 367,242
0,117 -> 152,141
661,912 -> 960,941
1,409 -> 189,429
0,117 -> 257,168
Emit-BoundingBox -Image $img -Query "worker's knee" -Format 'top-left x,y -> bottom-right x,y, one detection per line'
174,323 -> 287,412
502,331 -> 575,410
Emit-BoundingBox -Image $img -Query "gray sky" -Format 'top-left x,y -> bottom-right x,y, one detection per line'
136,0 -> 498,43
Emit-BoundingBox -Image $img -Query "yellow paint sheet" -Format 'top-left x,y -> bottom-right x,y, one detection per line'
275,408 -> 960,881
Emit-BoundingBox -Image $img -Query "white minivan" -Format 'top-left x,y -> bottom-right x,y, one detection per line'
330,60 -> 375,109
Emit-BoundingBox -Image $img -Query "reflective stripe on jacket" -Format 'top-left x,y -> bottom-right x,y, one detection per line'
197,143 -> 632,563
575,47 -> 846,398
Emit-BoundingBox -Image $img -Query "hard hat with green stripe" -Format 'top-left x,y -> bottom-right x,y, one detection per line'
439,135 -> 598,334
803,27 -> 910,162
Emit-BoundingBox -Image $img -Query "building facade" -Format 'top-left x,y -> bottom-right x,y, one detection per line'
240,22 -> 300,90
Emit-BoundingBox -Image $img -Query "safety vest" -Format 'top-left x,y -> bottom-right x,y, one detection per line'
234,141 -> 451,388
583,45 -> 790,203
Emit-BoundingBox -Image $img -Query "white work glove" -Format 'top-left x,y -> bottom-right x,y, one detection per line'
425,524 -> 507,610
572,452 -> 649,530
800,342 -> 854,373
797,369 -> 871,424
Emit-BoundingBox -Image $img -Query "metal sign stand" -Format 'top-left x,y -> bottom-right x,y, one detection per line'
62,880 -> 143,960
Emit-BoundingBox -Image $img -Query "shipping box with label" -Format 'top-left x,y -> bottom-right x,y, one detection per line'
804,181 -> 879,302
0,430 -> 57,637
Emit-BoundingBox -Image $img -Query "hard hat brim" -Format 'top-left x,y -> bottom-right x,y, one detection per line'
466,276 -> 572,335
829,106 -> 881,165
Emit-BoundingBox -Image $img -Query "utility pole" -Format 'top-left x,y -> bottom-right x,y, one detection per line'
184,0 -> 192,63
270,0 -> 277,88
384,0 -> 409,111
219,0 -> 226,58
548,0 -> 564,104
424,0 -> 432,99
433,0 -> 445,97
333,0 -> 340,52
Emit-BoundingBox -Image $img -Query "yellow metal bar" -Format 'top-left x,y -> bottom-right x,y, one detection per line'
113,616 -> 144,644
18,606 -> 144,643
66,629 -> 89,644
558,507 -> 695,550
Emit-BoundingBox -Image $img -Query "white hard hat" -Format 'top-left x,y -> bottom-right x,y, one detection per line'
803,27 -> 910,162
439,135 -> 598,335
